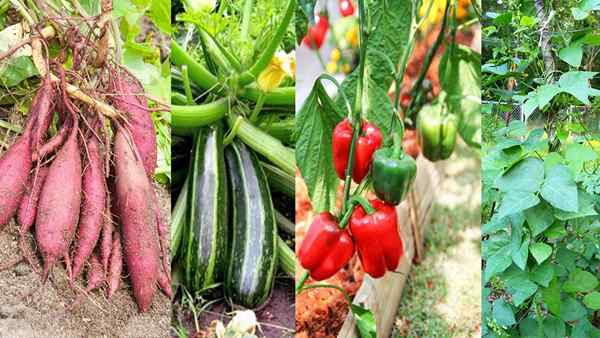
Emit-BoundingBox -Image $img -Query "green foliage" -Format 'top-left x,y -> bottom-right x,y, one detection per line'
482,122 -> 600,337
296,1 -> 413,213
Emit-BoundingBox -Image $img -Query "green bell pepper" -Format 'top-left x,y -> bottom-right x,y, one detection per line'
372,131 -> 417,205
416,102 -> 458,161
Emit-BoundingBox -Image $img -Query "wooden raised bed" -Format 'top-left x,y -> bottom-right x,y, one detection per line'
337,155 -> 440,337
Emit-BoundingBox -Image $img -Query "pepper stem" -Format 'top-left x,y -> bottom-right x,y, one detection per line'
392,131 -> 403,159
351,195 -> 376,214
295,271 -> 310,295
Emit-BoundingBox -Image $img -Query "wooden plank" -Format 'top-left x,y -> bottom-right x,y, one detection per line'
337,155 -> 439,338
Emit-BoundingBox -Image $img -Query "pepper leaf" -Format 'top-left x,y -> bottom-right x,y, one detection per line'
335,0 -> 412,145
351,304 -> 377,338
295,80 -> 344,213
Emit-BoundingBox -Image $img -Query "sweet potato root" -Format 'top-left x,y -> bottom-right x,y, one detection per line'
17,167 -> 49,233
36,121 -> 82,281
113,129 -> 160,312
110,68 -> 157,177
71,136 -> 106,281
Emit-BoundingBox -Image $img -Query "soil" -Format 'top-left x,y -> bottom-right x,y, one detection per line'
0,113 -> 171,338
185,279 -> 295,337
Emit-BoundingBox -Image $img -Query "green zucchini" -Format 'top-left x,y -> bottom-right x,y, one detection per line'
277,236 -> 296,278
224,141 -> 277,308
261,161 -> 294,198
184,125 -> 228,291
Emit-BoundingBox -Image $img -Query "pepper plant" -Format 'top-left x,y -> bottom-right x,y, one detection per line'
295,0 -> 480,336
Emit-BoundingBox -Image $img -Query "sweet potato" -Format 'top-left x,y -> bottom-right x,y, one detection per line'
107,234 -> 122,299
0,118 -> 35,228
111,68 -> 157,177
33,120 -> 69,162
100,199 -> 113,273
71,136 -> 106,281
31,76 -> 55,150
113,129 -> 159,312
36,121 -> 82,281
157,268 -> 172,299
17,167 -> 49,233
86,253 -> 104,292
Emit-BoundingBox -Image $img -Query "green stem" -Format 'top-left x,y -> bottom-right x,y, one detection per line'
406,0 -> 450,120
223,115 -> 242,145
341,0 -> 368,215
317,73 -> 353,118
296,271 -> 309,294
171,92 -> 188,105
242,86 -> 295,106
249,93 -> 266,123
259,117 -> 295,144
181,65 -> 194,105
227,114 -> 296,176
238,0 -> 296,86
298,284 -> 353,304
170,176 -> 189,260
392,130 -> 403,159
200,29 -> 243,72
171,98 -> 230,128
171,41 -> 224,94
240,0 -> 254,40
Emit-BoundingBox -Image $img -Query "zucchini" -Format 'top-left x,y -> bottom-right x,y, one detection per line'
261,161 -> 294,198
184,125 -> 228,291
171,176 -> 188,261
277,236 -> 296,278
224,141 -> 277,308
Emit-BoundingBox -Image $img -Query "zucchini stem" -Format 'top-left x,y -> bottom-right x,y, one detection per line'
238,0 -> 296,85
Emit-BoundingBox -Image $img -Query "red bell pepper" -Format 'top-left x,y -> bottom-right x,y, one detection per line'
303,15 -> 329,49
332,118 -> 383,183
339,0 -> 355,16
350,198 -> 403,278
298,212 -> 354,281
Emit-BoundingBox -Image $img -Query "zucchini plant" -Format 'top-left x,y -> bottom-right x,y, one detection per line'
169,0 -> 297,326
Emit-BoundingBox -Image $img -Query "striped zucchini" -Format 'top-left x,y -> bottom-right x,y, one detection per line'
184,125 -> 228,291
224,141 -> 277,308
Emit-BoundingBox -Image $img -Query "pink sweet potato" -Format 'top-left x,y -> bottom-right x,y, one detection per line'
111,68 -> 157,177
17,167 -> 49,233
0,117 -> 35,228
33,120 -> 69,162
100,201 -> 113,273
157,268 -> 172,299
107,234 -> 122,299
86,253 -> 104,292
113,129 -> 159,312
36,121 -> 82,281
31,76 -> 55,151
71,136 -> 106,281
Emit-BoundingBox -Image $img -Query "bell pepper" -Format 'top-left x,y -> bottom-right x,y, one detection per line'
298,212 -> 355,281
350,198 -> 403,278
416,102 -> 457,161
372,132 -> 417,205
332,118 -> 383,183
339,0 -> 355,17
303,15 -> 329,49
